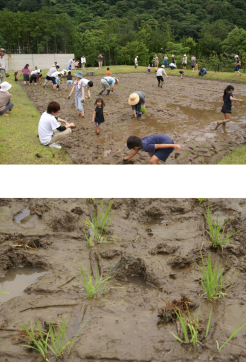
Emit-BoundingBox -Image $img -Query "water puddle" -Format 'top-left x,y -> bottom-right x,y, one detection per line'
128,275 -> 156,289
14,208 -> 30,223
0,266 -> 48,304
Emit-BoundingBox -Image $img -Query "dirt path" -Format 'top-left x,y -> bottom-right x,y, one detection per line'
0,198 -> 246,361
24,74 -> 246,164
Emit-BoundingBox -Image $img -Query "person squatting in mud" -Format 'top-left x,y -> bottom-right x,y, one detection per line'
123,134 -> 182,165
128,91 -> 146,118
43,65 -> 60,89
214,85 -> 243,131
91,98 -> 108,135
98,76 -> 119,96
38,101 -> 75,149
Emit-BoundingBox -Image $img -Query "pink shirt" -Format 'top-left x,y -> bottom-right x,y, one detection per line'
22,67 -> 30,74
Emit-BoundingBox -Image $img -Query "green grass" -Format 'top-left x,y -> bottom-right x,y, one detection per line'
0,72 -> 73,164
195,252 -> 238,301
218,144 -> 246,164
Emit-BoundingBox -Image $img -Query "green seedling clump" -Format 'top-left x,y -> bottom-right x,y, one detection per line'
195,252 -> 238,301
204,207 -> 240,250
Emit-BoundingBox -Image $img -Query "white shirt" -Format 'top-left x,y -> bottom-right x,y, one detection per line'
81,57 -> 86,63
135,57 -> 138,63
156,68 -> 165,76
81,78 -> 89,87
0,55 -> 5,71
31,70 -> 39,75
51,71 -> 60,78
38,112 -> 60,145
169,63 -> 176,67
47,67 -> 56,77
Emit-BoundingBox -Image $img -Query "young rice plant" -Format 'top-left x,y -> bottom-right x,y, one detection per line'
204,207 -> 240,250
195,252 -> 238,301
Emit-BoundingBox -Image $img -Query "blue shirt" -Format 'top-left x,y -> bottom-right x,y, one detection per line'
56,77 -> 60,85
141,134 -> 174,153
103,76 -> 115,86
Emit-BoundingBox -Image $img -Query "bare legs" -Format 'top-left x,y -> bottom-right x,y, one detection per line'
214,113 -> 231,130
149,153 -> 160,164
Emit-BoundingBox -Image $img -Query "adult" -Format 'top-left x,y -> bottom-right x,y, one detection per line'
38,101 -> 75,149
199,68 -> 207,76
171,55 -> 176,64
169,62 -> 176,70
155,55 -> 159,67
81,55 -> 86,70
182,54 -> 187,70
29,69 -> 42,86
128,91 -> 145,118
156,65 -> 169,88
234,56 -> 241,76
43,65 -> 60,89
20,64 -> 31,84
68,58 -> 75,69
0,48 -> 6,84
98,54 -> 103,69
164,54 -> 168,68
134,56 -> 138,68
191,54 -> 196,71
0,82 -> 14,116
98,76 -> 119,95
123,134 -> 181,165
80,78 -> 93,100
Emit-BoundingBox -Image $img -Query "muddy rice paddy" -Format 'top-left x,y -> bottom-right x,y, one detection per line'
24,73 -> 246,164
1,198 -> 246,361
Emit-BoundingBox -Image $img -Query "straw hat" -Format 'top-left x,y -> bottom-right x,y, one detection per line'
184,54 -> 186,56
0,82 -> 11,91
128,93 -> 140,105
115,78 -> 119,84
161,65 -> 165,68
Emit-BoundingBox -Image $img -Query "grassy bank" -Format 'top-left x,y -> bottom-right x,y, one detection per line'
218,145 -> 246,164
0,73 -> 73,164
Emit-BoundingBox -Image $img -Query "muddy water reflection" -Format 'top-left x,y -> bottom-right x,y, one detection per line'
14,208 -> 30,223
0,266 -> 47,304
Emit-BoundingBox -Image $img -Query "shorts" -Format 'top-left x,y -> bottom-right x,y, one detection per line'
155,145 -> 174,162
67,80 -> 73,85
182,63 -> 187,66
148,69 -> 150,72
75,96 -> 84,112
45,75 -> 56,84
29,75 -> 37,83
95,122 -> 101,126
179,71 -> 184,75
191,65 -> 195,68
221,106 -> 231,114
23,74 -> 29,81
157,76 -> 164,83
235,66 -> 240,71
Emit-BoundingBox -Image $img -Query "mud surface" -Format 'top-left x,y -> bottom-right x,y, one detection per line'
1,198 -> 246,362
24,74 -> 246,164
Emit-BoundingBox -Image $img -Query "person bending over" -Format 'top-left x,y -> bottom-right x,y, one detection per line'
38,101 -> 75,149
123,134 -> 181,165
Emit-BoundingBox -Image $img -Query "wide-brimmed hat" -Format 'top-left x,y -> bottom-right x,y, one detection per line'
115,78 -> 119,84
184,54 -> 186,56
75,71 -> 83,78
235,55 -> 239,58
128,93 -> 140,105
0,48 -> 5,53
161,65 -> 165,68
172,54 -> 174,57
0,82 -> 12,91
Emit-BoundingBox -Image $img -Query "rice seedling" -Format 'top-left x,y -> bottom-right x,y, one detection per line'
83,199 -> 117,245
21,320 -> 49,361
204,207 -> 240,250
76,263 -> 117,298
170,305 -> 213,347
210,321 -> 246,360
0,292 -> 9,294
195,252 -> 238,301
197,198 -> 206,206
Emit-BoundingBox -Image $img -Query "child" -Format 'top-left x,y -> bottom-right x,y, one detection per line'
106,67 -> 111,76
68,71 -> 84,117
234,56 -> 241,76
74,60 -> 79,69
147,64 -> 151,73
14,71 -> 18,83
179,71 -> 184,79
65,71 -> 73,91
155,66 -> 158,76
123,134 -> 182,165
56,73 -> 62,91
195,62 -> 198,71
91,98 -> 107,135
128,91 -> 145,118
214,85 -> 243,130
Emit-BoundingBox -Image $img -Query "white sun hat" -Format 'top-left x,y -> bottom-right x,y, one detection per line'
0,82 -> 12,92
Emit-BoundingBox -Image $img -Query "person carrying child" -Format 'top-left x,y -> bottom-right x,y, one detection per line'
106,68 -> 111,76
128,91 -> 146,118
67,71 -> 84,117
214,85 -> 243,130
65,71 -> 73,91
14,71 -> 18,84
38,101 -> 75,149
91,98 -> 108,135
123,134 -> 181,164
156,65 -> 169,87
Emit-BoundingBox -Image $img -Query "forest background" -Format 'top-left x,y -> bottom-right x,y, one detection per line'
1,0 -> 246,71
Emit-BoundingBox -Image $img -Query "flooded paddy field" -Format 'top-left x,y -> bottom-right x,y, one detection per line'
23,73 -> 246,164
0,198 -> 246,361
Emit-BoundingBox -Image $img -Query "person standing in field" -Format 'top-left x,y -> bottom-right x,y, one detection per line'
98,54 -> 103,69
91,98 -> 108,135
68,58 -> 75,69
234,56 -> 241,76
0,48 -> 6,84
123,134 -> 181,164
164,54 -> 168,68
155,55 -> 159,67
134,56 -> 138,68
65,71 -> 73,91
106,68 -> 111,76
156,65 -> 169,88
191,55 -> 196,71
74,60 -> 79,70
182,54 -> 187,70
20,64 -> 31,85
214,85 -> 243,130
67,71 -> 85,117
81,55 -> 86,70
